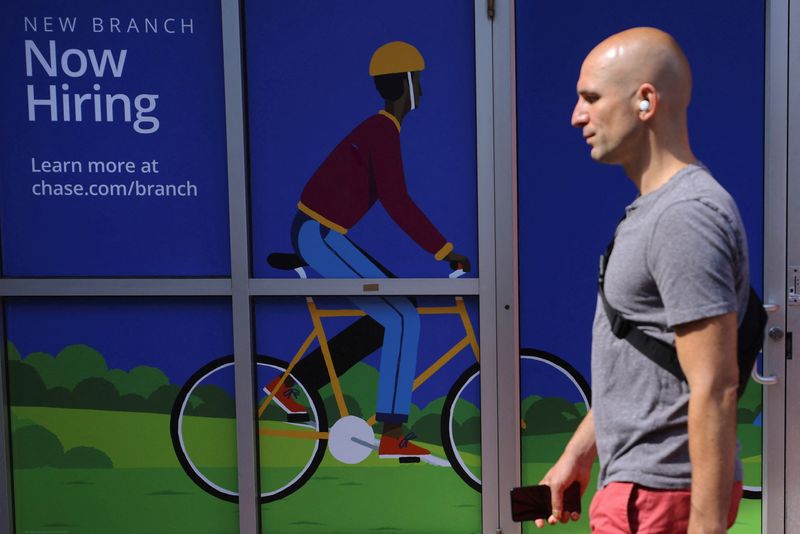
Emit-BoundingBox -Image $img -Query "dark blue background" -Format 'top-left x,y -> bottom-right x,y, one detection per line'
0,0 -> 230,276
245,0 -> 478,279
516,1 -> 765,384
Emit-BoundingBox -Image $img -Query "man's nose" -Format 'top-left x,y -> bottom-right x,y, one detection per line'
571,102 -> 587,128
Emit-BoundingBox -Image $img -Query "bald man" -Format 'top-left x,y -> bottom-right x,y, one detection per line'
535,28 -> 747,533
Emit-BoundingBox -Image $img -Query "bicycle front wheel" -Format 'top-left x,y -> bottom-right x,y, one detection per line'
441,349 -> 591,492
519,349 -> 591,487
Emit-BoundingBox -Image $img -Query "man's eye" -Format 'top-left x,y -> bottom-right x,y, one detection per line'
584,94 -> 599,103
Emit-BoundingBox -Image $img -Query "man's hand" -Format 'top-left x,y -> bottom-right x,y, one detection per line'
534,411 -> 597,528
445,251 -> 471,272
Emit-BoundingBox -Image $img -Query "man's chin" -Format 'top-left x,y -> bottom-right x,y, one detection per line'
590,149 -> 618,165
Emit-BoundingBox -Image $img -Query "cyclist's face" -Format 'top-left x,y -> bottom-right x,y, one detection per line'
412,71 -> 422,107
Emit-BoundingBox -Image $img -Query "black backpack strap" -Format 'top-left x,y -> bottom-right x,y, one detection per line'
598,217 -> 767,396
598,231 -> 686,382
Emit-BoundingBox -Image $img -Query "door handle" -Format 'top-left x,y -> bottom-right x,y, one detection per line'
754,303 -> 782,385
752,364 -> 779,386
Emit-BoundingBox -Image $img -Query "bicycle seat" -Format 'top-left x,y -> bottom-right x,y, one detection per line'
267,252 -> 308,270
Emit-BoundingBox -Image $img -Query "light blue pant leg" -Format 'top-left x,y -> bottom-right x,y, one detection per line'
297,220 -> 420,421
375,296 -> 419,418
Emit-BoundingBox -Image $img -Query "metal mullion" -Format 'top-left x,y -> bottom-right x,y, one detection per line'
0,278 -> 231,296
782,1 -> 800,533
0,299 -> 14,533
490,1 -> 520,533
220,0 -> 259,533
474,0 -> 500,532
763,0 -> 789,532
248,277 -> 478,296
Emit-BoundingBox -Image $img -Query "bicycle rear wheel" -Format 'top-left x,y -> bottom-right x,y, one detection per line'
441,349 -> 591,492
170,355 -> 327,503
255,356 -> 328,502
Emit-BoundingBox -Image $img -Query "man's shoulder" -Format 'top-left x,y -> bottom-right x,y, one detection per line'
651,165 -> 742,230
666,165 -> 735,206
645,166 -> 747,279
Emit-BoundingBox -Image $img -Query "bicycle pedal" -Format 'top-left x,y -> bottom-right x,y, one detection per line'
287,413 -> 310,423
399,457 -> 420,464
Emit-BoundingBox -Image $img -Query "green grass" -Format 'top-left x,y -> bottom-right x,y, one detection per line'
8,407 -> 764,533
12,407 -> 233,469
261,465 -> 481,534
13,468 -> 239,534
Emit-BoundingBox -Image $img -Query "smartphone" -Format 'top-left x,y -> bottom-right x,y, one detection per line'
510,481 -> 581,522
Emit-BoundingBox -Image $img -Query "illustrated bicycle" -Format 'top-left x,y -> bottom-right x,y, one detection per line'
171,253 -> 592,503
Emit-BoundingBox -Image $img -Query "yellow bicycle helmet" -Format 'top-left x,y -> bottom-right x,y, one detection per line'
369,41 -> 425,76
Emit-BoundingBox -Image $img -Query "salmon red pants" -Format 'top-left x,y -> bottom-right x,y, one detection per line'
589,481 -> 743,533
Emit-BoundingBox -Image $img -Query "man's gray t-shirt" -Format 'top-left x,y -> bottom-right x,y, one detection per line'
592,163 -> 749,489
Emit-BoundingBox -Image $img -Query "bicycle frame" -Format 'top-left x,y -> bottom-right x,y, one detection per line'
257,295 -> 480,439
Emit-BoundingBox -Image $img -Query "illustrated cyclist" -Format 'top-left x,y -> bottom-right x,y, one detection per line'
267,41 -> 470,460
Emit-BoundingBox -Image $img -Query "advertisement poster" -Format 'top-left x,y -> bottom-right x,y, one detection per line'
254,296 -> 482,533
0,0 -> 230,277
5,298 -> 236,534
244,1 -> 481,531
246,0 -> 479,281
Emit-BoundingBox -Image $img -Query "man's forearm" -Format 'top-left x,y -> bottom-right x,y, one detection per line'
687,384 -> 738,533
674,312 -> 739,533
565,409 -> 597,467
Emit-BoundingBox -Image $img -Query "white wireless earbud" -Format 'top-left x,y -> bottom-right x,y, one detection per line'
639,100 -> 651,112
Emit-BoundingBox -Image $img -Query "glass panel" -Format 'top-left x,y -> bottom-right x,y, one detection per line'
246,0 -> 478,279
515,2 -> 765,531
4,298 -> 238,533
254,295 -> 481,533
0,0 -> 230,276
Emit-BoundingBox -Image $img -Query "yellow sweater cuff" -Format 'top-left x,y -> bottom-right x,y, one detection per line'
434,242 -> 454,261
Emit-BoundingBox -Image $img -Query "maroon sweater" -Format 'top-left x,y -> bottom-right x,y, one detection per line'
298,111 -> 452,259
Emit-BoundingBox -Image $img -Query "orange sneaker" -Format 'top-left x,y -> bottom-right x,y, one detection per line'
378,431 -> 430,459
264,378 -> 309,422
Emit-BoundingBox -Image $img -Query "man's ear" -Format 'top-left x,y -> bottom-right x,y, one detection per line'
637,83 -> 657,119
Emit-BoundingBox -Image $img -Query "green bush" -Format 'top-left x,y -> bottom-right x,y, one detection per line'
6,341 -> 21,361
13,425 -> 64,468
737,408 -> 757,425
10,411 -> 36,432
44,386 -> 73,408
187,385 -> 236,418
738,380 -> 762,425
71,377 -> 121,410
23,352 -> 58,389
454,415 -> 481,445
323,393 -> 362,423
7,361 -> 48,406
319,363 -> 378,420
411,413 -> 442,445
117,393 -> 149,413
107,365 -> 169,398
54,344 -> 108,390
59,446 -> 113,469
523,397 -> 582,435
147,384 -> 180,414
